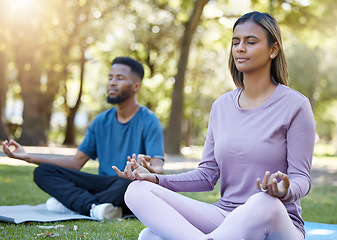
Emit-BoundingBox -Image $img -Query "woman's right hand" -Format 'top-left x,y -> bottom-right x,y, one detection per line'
2,140 -> 30,162
112,154 -> 159,184
256,170 -> 290,198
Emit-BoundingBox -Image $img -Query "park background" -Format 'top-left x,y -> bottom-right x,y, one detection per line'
0,0 -> 336,154
0,0 -> 337,239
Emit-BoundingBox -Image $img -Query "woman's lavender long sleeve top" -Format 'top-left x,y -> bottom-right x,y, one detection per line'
157,84 -> 316,235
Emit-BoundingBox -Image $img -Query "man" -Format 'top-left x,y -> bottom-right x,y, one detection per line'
2,56 -> 164,220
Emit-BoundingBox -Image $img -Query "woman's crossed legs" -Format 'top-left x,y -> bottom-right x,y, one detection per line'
125,181 -> 304,240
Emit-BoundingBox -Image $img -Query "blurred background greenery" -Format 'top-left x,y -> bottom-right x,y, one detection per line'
0,0 -> 336,155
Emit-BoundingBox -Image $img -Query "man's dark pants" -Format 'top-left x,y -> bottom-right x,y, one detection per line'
34,163 -> 132,216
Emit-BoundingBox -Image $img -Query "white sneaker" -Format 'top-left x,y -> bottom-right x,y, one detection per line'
90,203 -> 122,220
46,197 -> 75,214
138,228 -> 164,240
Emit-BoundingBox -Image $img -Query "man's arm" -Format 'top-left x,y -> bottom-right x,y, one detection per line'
2,140 -> 90,170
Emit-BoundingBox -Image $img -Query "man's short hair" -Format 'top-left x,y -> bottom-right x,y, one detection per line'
112,57 -> 144,81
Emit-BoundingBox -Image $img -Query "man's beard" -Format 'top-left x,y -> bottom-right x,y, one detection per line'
107,87 -> 133,105
107,95 -> 124,104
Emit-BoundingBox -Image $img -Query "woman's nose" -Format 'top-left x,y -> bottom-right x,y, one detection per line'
236,43 -> 245,53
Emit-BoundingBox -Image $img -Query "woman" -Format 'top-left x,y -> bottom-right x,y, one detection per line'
113,11 -> 316,240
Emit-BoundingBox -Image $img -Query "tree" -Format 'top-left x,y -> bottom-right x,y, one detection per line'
165,0 -> 209,154
10,3 -> 46,145
60,1 -> 95,146
2,0 -> 118,145
0,32 -> 9,141
252,0 -> 337,143
3,0 -> 336,149
60,0 -> 121,146
93,0 -> 239,149
287,44 -> 322,110
63,48 -> 86,145
0,1 -> 10,140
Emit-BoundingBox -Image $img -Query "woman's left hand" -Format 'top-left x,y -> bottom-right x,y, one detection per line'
256,171 -> 290,198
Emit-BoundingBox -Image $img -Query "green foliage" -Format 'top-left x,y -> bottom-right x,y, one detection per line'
249,0 -> 337,143
2,0 -> 337,146
286,42 -> 322,107
68,0 -> 337,146
314,101 -> 337,143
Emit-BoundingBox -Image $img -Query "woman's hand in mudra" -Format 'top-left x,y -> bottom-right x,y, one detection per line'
256,171 -> 290,198
112,154 -> 159,184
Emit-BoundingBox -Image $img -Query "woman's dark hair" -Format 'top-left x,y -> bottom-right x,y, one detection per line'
228,11 -> 288,88
112,56 -> 145,81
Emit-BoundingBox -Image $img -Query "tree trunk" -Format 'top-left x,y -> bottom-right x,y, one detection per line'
63,48 -> 86,146
165,0 -> 209,154
20,94 -> 53,146
18,62 -> 53,146
14,37 -> 56,146
0,5 -> 9,141
0,37 -> 9,140
185,119 -> 192,147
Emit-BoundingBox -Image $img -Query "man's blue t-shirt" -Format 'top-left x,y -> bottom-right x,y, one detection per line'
78,106 -> 164,176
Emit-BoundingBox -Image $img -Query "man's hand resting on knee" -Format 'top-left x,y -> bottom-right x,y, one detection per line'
2,140 -> 31,162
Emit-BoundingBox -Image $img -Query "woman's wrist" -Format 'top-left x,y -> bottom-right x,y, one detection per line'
154,175 -> 159,184
278,189 -> 288,199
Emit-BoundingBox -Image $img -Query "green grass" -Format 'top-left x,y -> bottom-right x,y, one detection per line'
302,185 -> 337,224
0,164 -> 145,240
0,219 -> 144,240
0,154 -> 336,239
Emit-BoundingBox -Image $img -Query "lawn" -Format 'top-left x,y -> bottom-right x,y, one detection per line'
0,147 -> 336,239
0,164 -> 144,240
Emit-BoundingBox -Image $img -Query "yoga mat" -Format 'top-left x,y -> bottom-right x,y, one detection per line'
0,204 -> 96,224
305,221 -> 337,240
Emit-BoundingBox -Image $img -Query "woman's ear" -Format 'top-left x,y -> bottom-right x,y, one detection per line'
270,42 -> 280,59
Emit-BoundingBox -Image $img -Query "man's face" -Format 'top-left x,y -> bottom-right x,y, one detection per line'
107,64 -> 137,104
